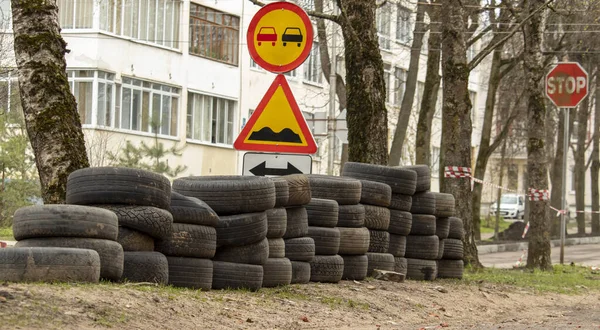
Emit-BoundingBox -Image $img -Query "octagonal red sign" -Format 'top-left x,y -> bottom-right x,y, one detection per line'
545,62 -> 588,108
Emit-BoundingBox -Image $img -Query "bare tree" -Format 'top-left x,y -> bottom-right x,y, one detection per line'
11,0 -> 89,203
592,68 -> 600,234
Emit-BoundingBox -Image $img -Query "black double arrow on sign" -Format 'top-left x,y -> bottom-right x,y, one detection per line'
249,161 -> 303,176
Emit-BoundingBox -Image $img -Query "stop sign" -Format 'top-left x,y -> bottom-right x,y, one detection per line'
545,62 -> 588,108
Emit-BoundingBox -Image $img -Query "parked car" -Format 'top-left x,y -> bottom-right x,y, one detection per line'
489,194 -> 525,220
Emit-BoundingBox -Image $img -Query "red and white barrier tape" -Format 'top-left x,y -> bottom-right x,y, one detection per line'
0,241 -> 7,248
513,249 -> 527,268
528,188 -> 550,201
522,222 -> 530,238
444,166 -> 472,178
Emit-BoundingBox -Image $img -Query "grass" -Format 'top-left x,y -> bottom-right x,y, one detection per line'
463,264 -> 600,294
0,226 -> 14,240
479,217 -> 512,235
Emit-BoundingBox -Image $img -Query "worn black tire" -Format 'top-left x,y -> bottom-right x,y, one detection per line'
337,227 -> 370,255
262,258 -> 292,287
363,205 -> 390,230
433,192 -> 455,218
341,254 -> 368,280
155,223 -> 217,258
437,239 -> 445,260
389,194 -> 412,211
338,204 -> 365,228
406,258 -> 437,281
66,167 -> 171,209
268,238 -> 285,258
284,237 -> 315,262
216,212 -> 268,247
121,251 -> 168,284
359,180 -> 392,207
94,205 -> 172,239
15,237 -> 124,281
118,227 -> 154,252
0,247 -> 100,283
270,177 -> 290,208
307,226 -> 340,255
437,259 -> 464,279
342,162 -> 417,195
394,257 -> 407,274
13,205 -> 118,241
368,230 -> 390,253
305,198 -> 338,228
290,261 -> 311,284
448,217 -> 465,240
410,214 -> 436,236
284,207 -> 309,239
212,261 -> 263,291
366,252 -> 395,276
282,174 -> 311,206
166,257 -> 212,290
266,208 -> 287,239
443,238 -> 464,260
309,255 -> 344,283
388,234 -> 406,257
410,192 -> 436,215
388,210 -> 412,236
436,217 -> 451,239
169,192 -> 219,227
401,165 -> 430,192
213,238 -> 269,265
307,175 -> 362,205
173,176 -> 275,215
405,235 -> 439,260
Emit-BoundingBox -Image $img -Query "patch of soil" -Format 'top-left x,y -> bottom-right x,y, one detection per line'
1,279 -> 599,329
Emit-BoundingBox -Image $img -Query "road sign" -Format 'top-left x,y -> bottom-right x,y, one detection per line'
234,74 -> 317,154
545,62 -> 589,108
247,1 -> 313,73
243,152 -> 312,176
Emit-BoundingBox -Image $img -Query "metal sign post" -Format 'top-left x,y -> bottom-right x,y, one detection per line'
560,108 -> 569,264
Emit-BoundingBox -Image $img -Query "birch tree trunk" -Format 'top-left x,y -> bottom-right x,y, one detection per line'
11,0 -> 89,204
388,0 -> 427,166
439,0 -> 480,267
522,0 -> 552,270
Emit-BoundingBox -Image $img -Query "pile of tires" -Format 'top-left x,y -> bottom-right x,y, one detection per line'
280,175 -> 315,284
64,167 -> 173,284
438,217 -> 465,279
173,176 -> 274,291
342,162 -> 417,278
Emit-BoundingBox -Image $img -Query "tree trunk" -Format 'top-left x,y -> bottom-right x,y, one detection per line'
439,0 -> 480,268
388,0 -> 427,166
574,90 -> 589,235
550,108 -> 565,238
494,139 -> 507,242
339,0 -> 388,164
415,2 -> 441,167
523,0 -> 552,270
592,69 -> 600,234
11,0 -> 89,204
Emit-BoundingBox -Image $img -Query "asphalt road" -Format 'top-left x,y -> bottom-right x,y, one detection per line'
480,243 -> 600,268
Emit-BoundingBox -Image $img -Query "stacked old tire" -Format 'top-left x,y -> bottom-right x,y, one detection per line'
306,175 -> 363,283
173,176 -> 274,291
280,175 -> 314,285
342,162 -> 417,278
62,167 -> 173,284
438,217 -> 465,279
361,180 -> 395,277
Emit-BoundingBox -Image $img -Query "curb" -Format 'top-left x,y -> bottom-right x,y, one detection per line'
0,240 -> 16,248
477,236 -> 600,255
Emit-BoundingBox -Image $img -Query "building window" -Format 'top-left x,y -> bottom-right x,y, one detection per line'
393,67 -> 406,106
95,0 -> 181,49
383,63 -> 392,105
377,3 -> 392,50
96,71 -> 115,127
189,3 -> 239,66
396,5 -> 411,44
284,69 -> 297,78
469,90 -> 476,125
0,0 -> 12,30
187,92 -> 236,145
119,77 -> 179,136
304,41 -> 322,84
57,0 -> 93,29
68,70 -> 94,125
0,71 -> 22,116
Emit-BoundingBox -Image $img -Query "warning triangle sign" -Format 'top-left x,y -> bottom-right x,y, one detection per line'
234,74 -> 317,154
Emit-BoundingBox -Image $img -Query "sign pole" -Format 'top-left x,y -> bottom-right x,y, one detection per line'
560,107 -> 569,264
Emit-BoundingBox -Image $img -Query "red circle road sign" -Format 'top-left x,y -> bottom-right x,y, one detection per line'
545,62 -> 589,108
247,2 -> 313,73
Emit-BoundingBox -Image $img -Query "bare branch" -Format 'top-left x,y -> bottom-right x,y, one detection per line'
466,24 -> 492,48
247,0 -> 341,22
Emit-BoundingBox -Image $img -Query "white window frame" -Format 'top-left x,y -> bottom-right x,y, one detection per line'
396,5 -> 411,44
303,40 -> 323,85
393,67 -> 407,106
377,3 -> 392,50
186,91 -> 237,146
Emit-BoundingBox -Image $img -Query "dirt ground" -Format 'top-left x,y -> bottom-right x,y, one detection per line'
1,278 -> 599,330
